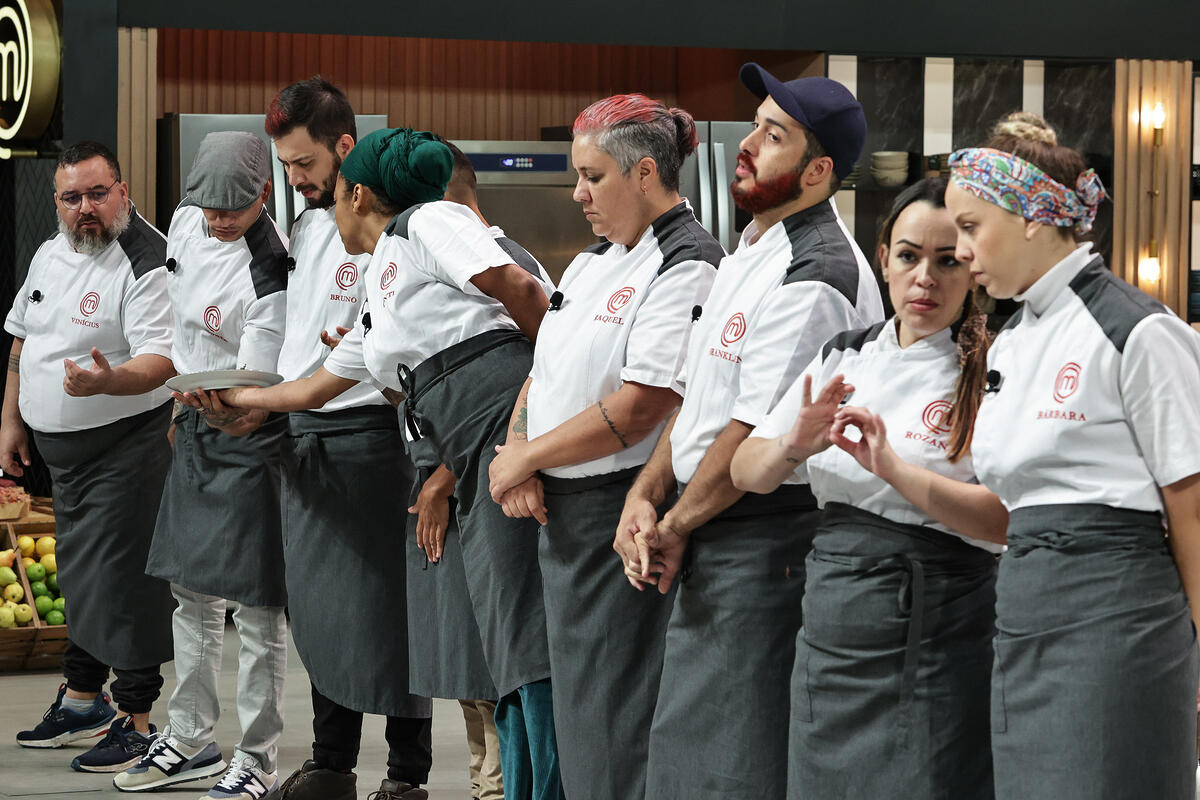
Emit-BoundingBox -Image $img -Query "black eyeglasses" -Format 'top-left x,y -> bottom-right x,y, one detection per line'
57,178 -> 120,211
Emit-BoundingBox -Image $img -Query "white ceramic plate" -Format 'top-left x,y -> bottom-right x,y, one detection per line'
165,369 -> 284,393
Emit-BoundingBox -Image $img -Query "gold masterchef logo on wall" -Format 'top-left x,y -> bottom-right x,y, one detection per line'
0,0 -> 59,159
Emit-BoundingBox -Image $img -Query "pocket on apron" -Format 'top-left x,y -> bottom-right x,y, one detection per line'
791,640 -> 814,724
990,636 -> 1008,734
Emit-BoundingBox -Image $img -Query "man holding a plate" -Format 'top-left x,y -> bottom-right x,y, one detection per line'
115,131 -> 292,800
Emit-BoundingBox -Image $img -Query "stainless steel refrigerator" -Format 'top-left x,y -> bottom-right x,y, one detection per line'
158,112 -> 389,234
680,121 -> 753,253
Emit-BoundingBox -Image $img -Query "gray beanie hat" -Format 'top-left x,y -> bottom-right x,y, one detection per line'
185,131 -> 271,211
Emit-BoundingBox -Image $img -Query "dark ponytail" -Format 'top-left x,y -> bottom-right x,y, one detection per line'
947,289 -> 991,463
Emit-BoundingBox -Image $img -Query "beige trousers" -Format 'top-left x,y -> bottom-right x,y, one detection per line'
460,699 -> 504,800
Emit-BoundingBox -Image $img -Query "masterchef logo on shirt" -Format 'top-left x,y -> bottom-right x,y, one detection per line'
330,262 -> 360,303
904,399 -> 952,450
379,261 -> 397,300
708,312 -> 746,363
70,290 -> 100,328
594,286 -> 635,325
203,305 -> 228,342
1037,361 -> 1087,421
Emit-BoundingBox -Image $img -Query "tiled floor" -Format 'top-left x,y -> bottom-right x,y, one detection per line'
0,623 -> 474,798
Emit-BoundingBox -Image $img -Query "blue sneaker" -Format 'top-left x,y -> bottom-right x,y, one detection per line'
113,731 -> 226,792
72,715 -> 158,773
16,683 -> 116,748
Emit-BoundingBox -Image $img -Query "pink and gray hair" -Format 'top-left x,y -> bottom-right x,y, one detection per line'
573,94 -> 698,191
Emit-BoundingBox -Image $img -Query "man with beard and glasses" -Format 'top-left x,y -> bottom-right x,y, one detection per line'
612,64 -> 884,799
2,141 -> 177,775
262,77 -> 433,800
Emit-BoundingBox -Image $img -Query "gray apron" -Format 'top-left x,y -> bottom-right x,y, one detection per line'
397,329 -> 549,698
32,401 -> 176,670
146,407 -> 287,607
992,504 -> 1198,800
281,406 -> 431,718
540,467 -> 676,800
645,486 -> 817,800
790,502 -> 996,800
404,434 -> 498,701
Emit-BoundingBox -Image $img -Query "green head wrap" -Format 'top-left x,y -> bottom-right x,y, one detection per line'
340,127 -> 453,211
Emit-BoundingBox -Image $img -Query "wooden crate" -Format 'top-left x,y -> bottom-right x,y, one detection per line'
0,500 -> 66,671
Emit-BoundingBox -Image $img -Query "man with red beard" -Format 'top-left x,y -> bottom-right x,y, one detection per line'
612,64 -> 883,799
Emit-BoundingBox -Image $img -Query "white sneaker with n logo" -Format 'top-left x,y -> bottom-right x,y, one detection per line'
202,759 -> 278,800
112,733 -> 227,793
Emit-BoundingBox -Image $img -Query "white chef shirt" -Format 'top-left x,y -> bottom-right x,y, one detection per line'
670,199 -> 885,485
165,204 -> 289,375
324,201 -> 529,391
4,208 -> 174,433
973,244 -> 1200,514
755,319 -> 1000,552
528,202 -> 721,479
276,206 -> 382,411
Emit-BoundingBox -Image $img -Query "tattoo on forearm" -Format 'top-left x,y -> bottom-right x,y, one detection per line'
7,354 -> 18,373
779,438 -> 801,464
599,401 -> 629,448
514,407 -> 528,440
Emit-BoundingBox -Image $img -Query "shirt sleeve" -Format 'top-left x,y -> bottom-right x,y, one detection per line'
752,347 -> 833,440
237,291 -> 286,372
411,203 -> 518,292
1120,314 -> 1200,487
4,243 -> 45,339
620,259 -> 716,392
322,321 -> 374,384
731,281 -> 859,428
121,266 -> 174,359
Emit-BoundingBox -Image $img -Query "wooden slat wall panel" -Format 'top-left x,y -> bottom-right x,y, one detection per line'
117,28 -> 158,225
1113,58 -> 1193,314
156,31 -> 686,140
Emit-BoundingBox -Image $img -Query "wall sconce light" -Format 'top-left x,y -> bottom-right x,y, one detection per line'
1139,101 -> 1166,285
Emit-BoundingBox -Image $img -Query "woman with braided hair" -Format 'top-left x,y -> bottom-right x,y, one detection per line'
731,176 -> 1004,799
946,113 -> 1200,799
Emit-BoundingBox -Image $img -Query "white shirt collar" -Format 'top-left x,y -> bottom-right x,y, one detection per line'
1014,242 -> 1094,318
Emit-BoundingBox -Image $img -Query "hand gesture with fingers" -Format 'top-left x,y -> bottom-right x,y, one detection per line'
780,374 -> 854,459
830,406 -> 900,483
63,348 -> 114,397
320,325 -> 353,349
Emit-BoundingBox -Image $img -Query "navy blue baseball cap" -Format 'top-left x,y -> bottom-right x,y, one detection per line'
739,63 -> 867,179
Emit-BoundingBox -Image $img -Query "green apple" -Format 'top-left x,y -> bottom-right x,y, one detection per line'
46,573 -> 58,594
53,596 -> 65,614
30,580 -> 47,598
25,562 -> 45,582
45,609 -> 64,626
34,594 -> 52,618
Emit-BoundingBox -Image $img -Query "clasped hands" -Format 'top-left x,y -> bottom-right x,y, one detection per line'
488,439 -> 547,525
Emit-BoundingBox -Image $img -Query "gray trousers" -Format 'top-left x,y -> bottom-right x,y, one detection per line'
165,584 -> 288,774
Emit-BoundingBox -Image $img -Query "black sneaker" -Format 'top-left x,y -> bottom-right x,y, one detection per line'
268,760 -> 355,800
16,683 -> 116,748
367,778 -> 428,800
71,715 -> 157,773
